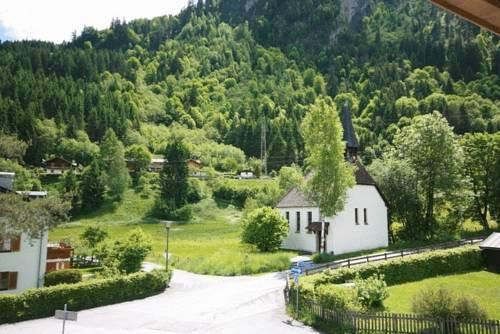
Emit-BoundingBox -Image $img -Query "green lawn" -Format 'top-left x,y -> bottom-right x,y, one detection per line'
50,190 -> 297,276
385,271 -> 500,319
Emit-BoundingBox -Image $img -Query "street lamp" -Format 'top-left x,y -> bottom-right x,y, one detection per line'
165,222 -> 172,272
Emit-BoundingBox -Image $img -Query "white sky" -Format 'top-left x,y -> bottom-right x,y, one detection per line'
0,0 -> 190,43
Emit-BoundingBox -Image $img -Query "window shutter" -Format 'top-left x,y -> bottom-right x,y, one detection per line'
11,237 -> 21,251
8,272 -> 18,290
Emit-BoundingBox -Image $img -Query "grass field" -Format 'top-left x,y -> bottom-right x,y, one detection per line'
50,189 -> 297,276
385,271 -> 500,319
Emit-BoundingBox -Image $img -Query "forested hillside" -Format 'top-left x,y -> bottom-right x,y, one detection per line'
0,0 -> 499,167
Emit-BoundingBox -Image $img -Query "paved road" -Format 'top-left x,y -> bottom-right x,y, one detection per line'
0,270 -> 319,334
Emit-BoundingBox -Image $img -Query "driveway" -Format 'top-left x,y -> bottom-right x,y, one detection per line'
0,270 -> 319,333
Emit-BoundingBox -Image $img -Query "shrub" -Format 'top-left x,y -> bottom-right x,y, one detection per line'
290,281 -> 360,312
0,270 -> 171,324
241,207 -> 288,252
44,270 -> 83,287
412,287 -> 487,321
354,274 -> 389,309
313,246 -> 483,286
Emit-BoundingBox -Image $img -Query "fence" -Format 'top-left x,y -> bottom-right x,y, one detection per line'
297,301 -> 500,334
305,237 -> 485,275
70,255 -> 100,268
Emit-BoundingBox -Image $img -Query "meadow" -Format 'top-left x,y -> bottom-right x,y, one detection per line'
50,189 -> 297,276
385,271 -> 500,319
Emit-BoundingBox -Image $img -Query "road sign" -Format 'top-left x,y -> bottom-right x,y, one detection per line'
55,304 -> 78,334
55,309 -> 78,321
290,267 -> 302,275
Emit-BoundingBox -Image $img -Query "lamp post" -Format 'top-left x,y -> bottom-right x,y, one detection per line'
165,222 -> 171,272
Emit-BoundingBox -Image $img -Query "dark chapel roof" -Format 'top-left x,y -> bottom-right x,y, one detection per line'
341,101 -> 359,149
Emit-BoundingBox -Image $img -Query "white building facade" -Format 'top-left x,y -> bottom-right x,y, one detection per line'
277,102 -> 389,255
0,232 -> 48,294
277,180 -> 389,255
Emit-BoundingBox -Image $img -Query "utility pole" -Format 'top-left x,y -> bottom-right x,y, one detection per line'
260,116 -> 267,176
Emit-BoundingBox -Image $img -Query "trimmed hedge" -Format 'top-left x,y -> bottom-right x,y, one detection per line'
44,269 -> 83,287
212,181 -> 258,207
0,269 -> 171,324
312,246 -> 483,286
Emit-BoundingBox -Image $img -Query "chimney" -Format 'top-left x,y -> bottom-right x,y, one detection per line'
0,172 -> 15,191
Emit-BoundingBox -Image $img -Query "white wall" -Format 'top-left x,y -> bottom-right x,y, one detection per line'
327,185 -> 388,254
0,232 -> 48,294
279,207 -> 320,253
279,185 -> 388,255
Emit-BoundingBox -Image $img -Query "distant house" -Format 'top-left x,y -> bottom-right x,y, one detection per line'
43,156 -> 80,175
0,172 -> 47,199
479,233 -> 500,273
149,158 -> 166,173
238,170 -> 255,179
186,159 -> 203,170
46,242 -> 73,273
276,102 -> 389,255
125,159 -> 136,173
0,172 -> 49,293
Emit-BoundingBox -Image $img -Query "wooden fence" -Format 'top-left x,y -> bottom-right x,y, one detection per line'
299,301 -> 500,334
305,237 -> 485,275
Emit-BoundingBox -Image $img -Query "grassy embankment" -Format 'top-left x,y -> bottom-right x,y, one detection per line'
385,270 -> 500,319
50,186 -> 296,276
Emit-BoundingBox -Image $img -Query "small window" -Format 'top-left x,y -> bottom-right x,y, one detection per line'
296,212 -> 301,233
307,212 -> 312,233
0,272 -> 9,290
0,239 -> 11,252
355,208 -> 359,225
285,212 -> 290,224
364,208 -> 368,225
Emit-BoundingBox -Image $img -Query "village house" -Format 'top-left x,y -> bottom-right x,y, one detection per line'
276,102 -> 389,255
43,156 -> 81,175
0,172 -> 50,293
46,242 -> 73,273
149,158 -> 166,173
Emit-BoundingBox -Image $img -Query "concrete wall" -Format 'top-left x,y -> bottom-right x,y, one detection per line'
0,232 -> 48,294
279,207 -> 321,253
279,185 -> 388,255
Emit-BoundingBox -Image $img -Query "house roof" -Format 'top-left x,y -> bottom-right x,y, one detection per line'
276,162 -> 387,208
341,101 -> 359,149
44,156 -> 72,165
479,232 -> 500,250
429,0 -> 500,35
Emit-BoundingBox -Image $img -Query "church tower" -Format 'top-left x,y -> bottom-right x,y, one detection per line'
341,101 -> 359,162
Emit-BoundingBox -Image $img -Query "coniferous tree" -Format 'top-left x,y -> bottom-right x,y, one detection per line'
159,140 -> 190,211
100,129 -> 130,200
80,160 -> 106,210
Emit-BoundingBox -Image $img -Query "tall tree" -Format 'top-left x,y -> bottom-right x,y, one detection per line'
159,140 -> 190,210
0,194 -> 70,240
391,112 -> 463,236
100,129 -> 130,200
461,132 -> 500,230
301,97 -> 355,217
80,160 -> 106,210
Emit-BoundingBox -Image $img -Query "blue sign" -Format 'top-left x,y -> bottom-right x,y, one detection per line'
290,267 -> 302,275
294,274 -> 299,284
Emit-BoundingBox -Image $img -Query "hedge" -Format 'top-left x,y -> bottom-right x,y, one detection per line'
44,269 -> 83,287
212,181 -> 258,207
312,246 -> 483,286
0,269 -> 171,324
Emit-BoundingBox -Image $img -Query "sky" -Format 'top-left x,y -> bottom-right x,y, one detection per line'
0,0 -> 190,43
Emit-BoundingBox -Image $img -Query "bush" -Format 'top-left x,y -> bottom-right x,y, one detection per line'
354,274 -> 388,309
313,246 -> 483,286
290,281 -> 360,313
412,287 -> 487,321
241,207 -> 289,252
0,270 -> 171,324
212,180 -> 258,207
44,270 -> 83,287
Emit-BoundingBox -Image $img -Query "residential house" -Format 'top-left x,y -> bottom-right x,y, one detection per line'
0,172 -> 49,293
149,158 -> 166,173
43,156 -> 80,175
276,102 -> 389,255
187,159 -> 206,178
46,242 -> 73,273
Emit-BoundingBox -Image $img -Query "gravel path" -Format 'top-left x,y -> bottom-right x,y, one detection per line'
0,270 -> 319,334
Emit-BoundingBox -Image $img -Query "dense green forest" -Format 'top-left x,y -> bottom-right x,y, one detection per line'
1,0 -> 498,169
